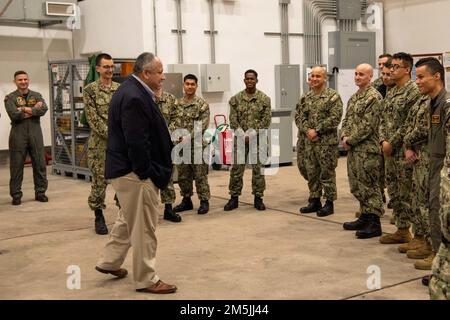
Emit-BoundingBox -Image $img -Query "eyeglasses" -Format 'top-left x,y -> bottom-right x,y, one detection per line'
100,65 -> 115,70
390,64 -> 406,71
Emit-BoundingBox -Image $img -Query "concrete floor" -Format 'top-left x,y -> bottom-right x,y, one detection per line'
0,157 -> 431,300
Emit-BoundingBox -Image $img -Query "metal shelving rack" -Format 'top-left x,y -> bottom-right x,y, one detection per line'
48,59 -> 91,180
48,59 -> 136,180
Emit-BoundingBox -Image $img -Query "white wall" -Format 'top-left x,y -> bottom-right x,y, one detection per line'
383,0 -> 450,54
73,0 -> 145,57
0,32 -> 73,150
146,0 -> 303,118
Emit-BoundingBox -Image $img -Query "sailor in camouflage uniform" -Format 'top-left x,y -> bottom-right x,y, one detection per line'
371,54 -> 392,98
401,94 -> 433,268
83,54 -> 119,235
4,70 -> 48,205
171,74 -> 211,215
297,66 -> 343,217
342,64 -> 384,239
354,58 -> 395,219
224,70 -> 271,212
379,53 -> 422,246
380,59 -> 397,214
154,88 -> 182,222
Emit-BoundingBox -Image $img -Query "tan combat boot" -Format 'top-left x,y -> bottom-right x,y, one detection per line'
398,235 -> 426,253
414,252 -> 436,270
406,242 -> 433,259
379,227 -> 412,244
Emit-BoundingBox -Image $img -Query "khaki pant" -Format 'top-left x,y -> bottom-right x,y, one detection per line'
97,172 -> 160,289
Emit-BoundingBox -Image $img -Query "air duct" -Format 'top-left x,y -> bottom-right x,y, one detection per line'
0,0 -> 77,28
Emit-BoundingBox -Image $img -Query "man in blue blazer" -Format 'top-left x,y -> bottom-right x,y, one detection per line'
95,52 -> 177,294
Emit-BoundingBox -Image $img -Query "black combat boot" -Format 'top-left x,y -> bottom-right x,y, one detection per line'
299,198 -> 322,214
12,195 -> 21,206
224,196 -> 239,211
198,200 -> 209,214
343,213 -> 370,231
356,213 -> 382,239
173,197 -> 193,213
164,204 -> 182,222
317,200 -> 334,217
94,209 -> 108,235
422,275 -> 431,286
35,193 -> 48,202
254,196 -> 266,211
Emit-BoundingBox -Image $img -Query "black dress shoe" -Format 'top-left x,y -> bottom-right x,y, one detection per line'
35,193 -> 48,202
94,209 -> 108,235
198,200 -> 209,214
254,196 -> 266,211
12,196 -> 21,205
224,196 -> 238,211
164,205 -> 182,222
356,214 -> 382,239
173,197 -> 193,213
300,198 -> 322,214
317,200 -> 334,217
343,214 -> 370,230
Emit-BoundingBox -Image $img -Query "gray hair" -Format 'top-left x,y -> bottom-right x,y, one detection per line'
133,52 -> 156,74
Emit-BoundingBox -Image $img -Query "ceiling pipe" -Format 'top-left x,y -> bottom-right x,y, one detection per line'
280,1 -> 289,64
305,0 -> 336,65
153,0 -> 158,55
208,0 -> 216,63
175,0 -> 183,63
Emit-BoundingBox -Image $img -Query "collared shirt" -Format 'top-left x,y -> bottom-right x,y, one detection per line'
296,87 -> 343,145
132,74 -> 155,101
341,85 -> 383,154
228,89 -> 271,131
83,79 -> 119,140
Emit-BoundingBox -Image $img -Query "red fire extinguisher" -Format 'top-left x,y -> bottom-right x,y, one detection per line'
214,114 -> 233,165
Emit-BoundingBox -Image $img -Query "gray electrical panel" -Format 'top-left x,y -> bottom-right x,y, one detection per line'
200,64 -> 230,92
269,110 -> 293,165
275,64 -> 300,110
336,0 -> 361,20
328,31 -> 376,70
162,73 -> 183,99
